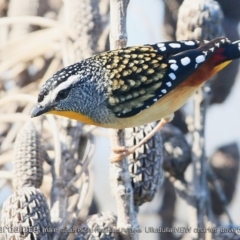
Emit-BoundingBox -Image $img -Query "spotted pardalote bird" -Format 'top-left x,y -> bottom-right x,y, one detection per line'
31,37 -> 240,160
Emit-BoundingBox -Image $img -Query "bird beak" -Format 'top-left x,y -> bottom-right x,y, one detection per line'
31,104 -> 52,118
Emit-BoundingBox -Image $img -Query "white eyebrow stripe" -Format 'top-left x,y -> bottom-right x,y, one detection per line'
40,75 -> 80,106
40,94 -> 51,106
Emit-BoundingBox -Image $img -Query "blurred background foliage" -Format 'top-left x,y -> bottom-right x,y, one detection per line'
0,0 -> 240,240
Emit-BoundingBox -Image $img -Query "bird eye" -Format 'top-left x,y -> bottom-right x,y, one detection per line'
56,89 -> 70,101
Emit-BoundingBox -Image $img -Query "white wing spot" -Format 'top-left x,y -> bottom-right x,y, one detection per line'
146,106 -> 149,108
157,43 -> 165,48
215,43 -> 220,47
203,51 -> 208,55
153,98 -> 158,102
184,41 -> 195,46
169,73 -> 176,80
160,47 -> 167,51
195,64 -> 198,68
210,47 -> 214,52
169,43 -> 181,48
166,81 -> 172,87
221,39 -> 225,43
181,57 -> 191,66
170,64 -> 178,71
169,59 -> 177,64
158,94 -> 162,97
161,89 -> 167,94
196,55 -> 205,64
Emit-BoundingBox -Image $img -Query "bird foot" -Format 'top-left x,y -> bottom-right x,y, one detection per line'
110,146 -> 135,162
110,116 -> 174,162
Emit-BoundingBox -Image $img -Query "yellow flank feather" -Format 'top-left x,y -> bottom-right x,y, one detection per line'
49,110 -> 99,125
214,60 -> 232,73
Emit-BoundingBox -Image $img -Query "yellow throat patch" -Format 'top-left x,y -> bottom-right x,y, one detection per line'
49,110 -> 99,126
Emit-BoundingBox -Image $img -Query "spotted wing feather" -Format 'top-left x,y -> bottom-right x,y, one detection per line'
100,37 -> 231,118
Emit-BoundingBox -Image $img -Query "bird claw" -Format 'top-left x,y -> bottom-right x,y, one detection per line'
110,146 -> 133,162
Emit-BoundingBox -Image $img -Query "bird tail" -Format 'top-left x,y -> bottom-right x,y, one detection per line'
199,37 -> 240,65
223,39 -> 240,60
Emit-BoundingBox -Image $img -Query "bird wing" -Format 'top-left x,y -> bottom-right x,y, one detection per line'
96,37 -> 231,118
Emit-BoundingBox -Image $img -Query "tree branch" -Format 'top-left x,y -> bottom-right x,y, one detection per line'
109,0 -> 139,239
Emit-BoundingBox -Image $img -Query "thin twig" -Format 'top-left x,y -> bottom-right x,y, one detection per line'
109,0 -> 139,239
54,170 -> 90,240
0,94 -> 36,106
190,84 -> 211,240
0,171 -> 13,180
0,16 -> 76,38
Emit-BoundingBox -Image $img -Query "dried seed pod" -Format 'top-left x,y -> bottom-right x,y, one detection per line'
176,0 -> 224,40
161,123 -> 191,182
13,120 -> 44,190
63,0 -> 102,60
125,122 -> 163,206
214,226 -> 240,240
1,187 -> 52,240
8,0 -> 39,39
209,143 -> 240,216
74,212 -> 118,240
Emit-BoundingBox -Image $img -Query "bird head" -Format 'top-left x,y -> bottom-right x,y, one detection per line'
31,59 -> 109,125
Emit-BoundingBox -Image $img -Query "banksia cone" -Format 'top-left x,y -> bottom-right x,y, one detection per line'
161,124 -> 191,182
125,122 -> 163,206
1,187 -> 52,240
8,0 -> 39,39
74,212 -> 118,240
176,0 -> 224,40
63,0 -> 102,60
209,143 -> 240,216
213,226 -> 240,240
13,121 -> 44,190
